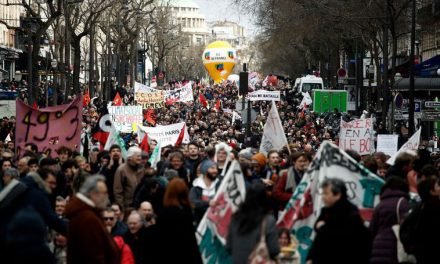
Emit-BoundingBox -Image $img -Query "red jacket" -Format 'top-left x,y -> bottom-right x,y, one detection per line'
273,170 -> 293,209
113,236 -> 135,264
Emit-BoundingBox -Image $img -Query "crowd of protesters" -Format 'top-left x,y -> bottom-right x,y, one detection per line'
0,79 -> 439,264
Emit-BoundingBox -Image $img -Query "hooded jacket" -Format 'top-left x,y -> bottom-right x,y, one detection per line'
189,176 -> 219,224
65,194 -> 119,264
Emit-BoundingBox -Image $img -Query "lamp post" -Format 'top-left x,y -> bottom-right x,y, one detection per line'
408,0 -> 416,136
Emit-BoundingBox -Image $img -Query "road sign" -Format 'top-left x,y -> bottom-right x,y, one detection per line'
394,111 -> 408,121
313,90 -> 348,113
425,101 -> 440,108
422,110 -> 440,121
337,68 -> 346,78
394,93 -> 404,109
414,101 -> 421,113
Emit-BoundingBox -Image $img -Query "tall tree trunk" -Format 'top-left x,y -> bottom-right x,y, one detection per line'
72,38 -> 81,96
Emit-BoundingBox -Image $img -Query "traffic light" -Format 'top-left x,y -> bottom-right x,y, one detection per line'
239,72 -> 248,96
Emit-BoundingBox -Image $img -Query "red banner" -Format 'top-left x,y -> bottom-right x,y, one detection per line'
15,97 -> 82,157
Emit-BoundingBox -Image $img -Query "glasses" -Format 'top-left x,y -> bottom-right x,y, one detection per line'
104,217 -> 114,221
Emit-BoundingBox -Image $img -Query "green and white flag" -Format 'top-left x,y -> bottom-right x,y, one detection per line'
148,142 -> 162,169
104,126 -> 127,159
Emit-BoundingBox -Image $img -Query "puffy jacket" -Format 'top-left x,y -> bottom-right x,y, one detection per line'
113,236 -> 135,264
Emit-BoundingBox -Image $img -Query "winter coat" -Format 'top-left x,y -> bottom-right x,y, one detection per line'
189,177 -> 219,224
111,220 -> 128,237
273,167 -> 302,209
123,226 -> 159,264
0,179 -> 55,263
411,198 -> 440,264
185,157 -> 201,182
307,199 -> 372,264
65,194 -> 119,264
226,214 -> 280,264
113,236 -> 135,264
114,163 -> 144,210
100,162 -> 120,203
156,206 -> 202,264
132,176 -> 165,216
370,189 -> 410,264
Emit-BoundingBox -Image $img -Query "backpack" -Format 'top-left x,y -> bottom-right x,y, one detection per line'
248,217 -> 276,264
399,203 -> 423,255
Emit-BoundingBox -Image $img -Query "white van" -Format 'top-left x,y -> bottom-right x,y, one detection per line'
294,75 -> 324,93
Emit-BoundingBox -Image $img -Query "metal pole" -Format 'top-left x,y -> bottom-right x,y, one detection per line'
27,20 -> 34,105
383,1 -> 390,131
408,0 -> 416,136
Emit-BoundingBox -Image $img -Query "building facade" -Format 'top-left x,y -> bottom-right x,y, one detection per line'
170,0 -> 209,47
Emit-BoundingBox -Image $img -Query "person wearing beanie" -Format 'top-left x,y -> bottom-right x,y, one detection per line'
251,152 -> 268,182
189,159 -> 219,224
114,146 -> 144,210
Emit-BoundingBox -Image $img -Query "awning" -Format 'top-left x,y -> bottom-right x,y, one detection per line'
415,55 -> 440,77
394,77 -> 440,91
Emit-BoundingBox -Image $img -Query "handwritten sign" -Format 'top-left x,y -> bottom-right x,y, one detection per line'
377,134 -> 399,157
339,118 -> 375,155
135,90 -> 165,109
164,82 -> 194,103
134,82 -> 158,93
15,97 -> 82,158
108,106 -> 143,133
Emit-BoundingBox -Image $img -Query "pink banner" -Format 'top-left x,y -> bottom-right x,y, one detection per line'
15,97 -> 82,157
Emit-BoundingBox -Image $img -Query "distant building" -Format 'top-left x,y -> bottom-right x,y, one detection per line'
0,0 -> 22,81
208,20 -> 246,48
169,0 -> 209,46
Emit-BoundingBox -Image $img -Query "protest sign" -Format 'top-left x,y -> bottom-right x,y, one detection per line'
108,106 -> 143,133
277,141 -> 384,262
248,90 -> 281,101
134,81 -> 158,93
197,160 -> 246,263
137,122 -> 190,146
164,82 -> 194,104
387,127 -> 421,165
339,118 -> 375,155
135,90 -> 165,109
15,97 -> 82,158
260,101 -> 288,155
377,134 -> 399,157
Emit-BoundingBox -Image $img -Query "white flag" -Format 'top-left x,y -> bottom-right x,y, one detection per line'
299,92 -> 312,109
4,133 -> 11,143
104,127 -> 127,159
231,111 -> 241,124
387,127 -> 421,165
259,101 -> 288,155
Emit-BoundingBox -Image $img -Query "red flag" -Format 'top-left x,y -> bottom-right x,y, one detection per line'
214,99 -> 221,111
139,132 -> 150,153
31,101 -> 38,109
175,124 -> 186,147
199,93 -> 208,108
83,89 -> 91,107
92,107 -> 110,149
144,109 -> 156,126
113,92 -> 122,106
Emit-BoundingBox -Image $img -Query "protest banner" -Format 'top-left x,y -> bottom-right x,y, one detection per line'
134,81 -> 159,93
277,141 -> 384,262
387,127 -> 421,165
137,122 -> 190,147
104,126 -> 128,159
135,90 -> 165,109
377,134 -> 399,157
197,160 -> 246,263
339,118 -> 375,155
248,90 -> 281,101
108,106 -> 143,133
260,101 -> 288,155
164,82 -> 194,104
15,97 -> 82,158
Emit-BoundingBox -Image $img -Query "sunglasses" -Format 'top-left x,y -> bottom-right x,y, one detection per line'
104,217 -> 114,221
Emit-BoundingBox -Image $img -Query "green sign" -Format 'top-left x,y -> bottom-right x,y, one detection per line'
313,90 -> 348,113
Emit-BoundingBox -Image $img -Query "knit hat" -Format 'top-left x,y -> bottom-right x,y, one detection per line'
251,153 -> 267,168
127,146 -> 142,158
200,159 -> 216,175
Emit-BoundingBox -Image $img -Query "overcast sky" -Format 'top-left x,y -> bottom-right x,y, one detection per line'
193,0 -> 256,36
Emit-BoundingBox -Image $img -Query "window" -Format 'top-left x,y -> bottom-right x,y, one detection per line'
196,37 -> 202,45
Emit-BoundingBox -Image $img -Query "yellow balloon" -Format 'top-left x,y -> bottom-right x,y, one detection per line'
202,41 -> 237,84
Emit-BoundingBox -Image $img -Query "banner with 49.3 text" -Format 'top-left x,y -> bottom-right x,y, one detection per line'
15,97 -> 82,158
